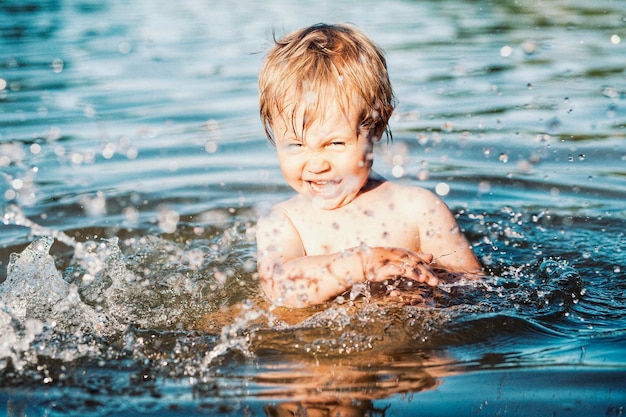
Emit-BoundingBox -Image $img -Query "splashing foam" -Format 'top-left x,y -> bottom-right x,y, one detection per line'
201,301 -> 268,366
0,236 -> 114,370
0,203 -> 588,381
3,204 -> 76,247
0,310 -> 43,372
0,202 -> 255,373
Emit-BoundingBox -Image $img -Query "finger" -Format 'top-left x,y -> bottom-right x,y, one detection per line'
423,270 -> 439,286
413,253 -> 433,264
370,263 -> 404,282
401,266 -> 422,283
412,264 -> 439,287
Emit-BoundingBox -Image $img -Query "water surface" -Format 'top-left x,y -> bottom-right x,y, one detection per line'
1,0 -> 625,416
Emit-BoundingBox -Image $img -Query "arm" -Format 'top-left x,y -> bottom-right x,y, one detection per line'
256,209 -> 438,307
415,190 -> 482,274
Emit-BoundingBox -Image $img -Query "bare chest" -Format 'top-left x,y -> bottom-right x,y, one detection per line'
291,206 -> 420,255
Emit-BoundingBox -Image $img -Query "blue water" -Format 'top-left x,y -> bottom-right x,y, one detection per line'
1,0 -> 625,416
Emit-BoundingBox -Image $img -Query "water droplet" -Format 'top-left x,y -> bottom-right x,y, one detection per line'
417,169 -> 429,181
51,58 -> 64,73
118,41 -> 132,54
81,192 -> 107,217
157,205 -> 179,234
392,154 -> 405,166
187,248 -> 204,270
102,142 -> 116,159
84,105 -> 96,118
478,181 -> 490,194
517,159 -> 532,173
435,182 -> 450,196
392,165 -> 405,178
11,178 -> 23,190
603,87 -> 619,99
126,147 -> 138,159
205,141 -> 218,153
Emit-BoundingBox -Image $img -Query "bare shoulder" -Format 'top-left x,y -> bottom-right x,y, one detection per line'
256,199 -> 295,237
380,181 -> 446,211
383,183 -> 481,273
255,198 -> 304,258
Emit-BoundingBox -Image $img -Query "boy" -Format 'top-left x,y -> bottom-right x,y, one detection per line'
256,23 -> 482,308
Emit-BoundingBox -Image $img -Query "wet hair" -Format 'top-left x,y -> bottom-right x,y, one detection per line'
258,23 -> 396,144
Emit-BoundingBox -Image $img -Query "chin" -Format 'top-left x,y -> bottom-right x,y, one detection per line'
310,193 -> 354,210
311,199 -> 339,210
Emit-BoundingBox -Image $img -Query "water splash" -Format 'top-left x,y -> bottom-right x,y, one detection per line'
201,301 -> 269,366
3,204 -> 76,247
1,237 -> 117,335
0,201 -> 591,398
0,309 -> 44,372
0,237 -> 110,371
0,204 -> 260,372
4,237 -> 71,319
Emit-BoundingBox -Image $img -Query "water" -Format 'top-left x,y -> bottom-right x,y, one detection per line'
1,0 -> 625,415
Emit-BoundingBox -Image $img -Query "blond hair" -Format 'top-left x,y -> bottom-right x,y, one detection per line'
258,23 -> 396,143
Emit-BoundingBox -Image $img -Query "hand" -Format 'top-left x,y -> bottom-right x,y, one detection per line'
358,246 -> 439,287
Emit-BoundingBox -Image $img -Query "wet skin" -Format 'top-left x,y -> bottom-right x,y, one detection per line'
257,97 -> 482,307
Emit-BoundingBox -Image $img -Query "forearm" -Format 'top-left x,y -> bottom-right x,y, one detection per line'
430,241 -> 483,275
259,248 -> 365,308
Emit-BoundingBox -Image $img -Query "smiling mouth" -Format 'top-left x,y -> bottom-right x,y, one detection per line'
306,180 -> 341,197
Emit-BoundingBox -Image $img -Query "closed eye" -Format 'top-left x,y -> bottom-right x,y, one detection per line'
278,139 -> 305,154
284,139 -> 304,149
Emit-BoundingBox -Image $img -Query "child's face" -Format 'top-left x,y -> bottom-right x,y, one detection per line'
271,96 -> 377,210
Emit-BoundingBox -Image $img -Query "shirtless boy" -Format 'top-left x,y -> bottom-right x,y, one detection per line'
256,23 -> 482,308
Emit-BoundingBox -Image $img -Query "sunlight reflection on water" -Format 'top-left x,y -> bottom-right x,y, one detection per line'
1,0 -> 625,415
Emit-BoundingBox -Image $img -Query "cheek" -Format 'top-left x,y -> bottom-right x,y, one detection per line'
347,148 -> 372,170
277,154 -> 302,177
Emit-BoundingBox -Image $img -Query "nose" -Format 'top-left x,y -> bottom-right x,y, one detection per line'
305,150 -> 330,173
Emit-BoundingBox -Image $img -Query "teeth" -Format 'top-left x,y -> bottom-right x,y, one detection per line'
310,179 -> 336,184
308,180 -> 338,196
